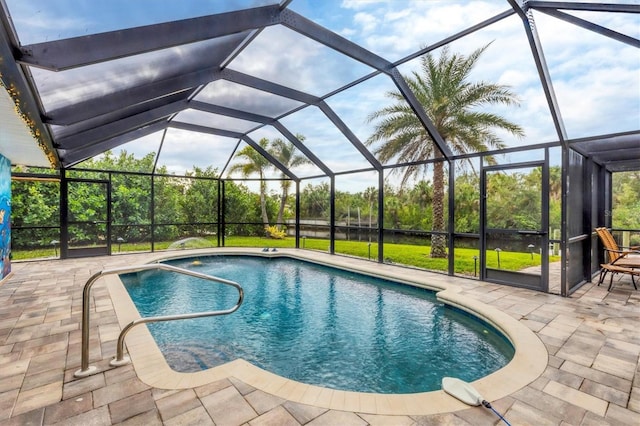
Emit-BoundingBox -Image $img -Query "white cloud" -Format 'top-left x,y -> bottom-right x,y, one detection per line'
6,3 -> 94,44
341,0 -> 388,10
342,0 -> 508,59
229,25 -> 372,96
530,11 -> 640,138
384,8 -> 411,23
155,129 -> 239,175
340,27 -> 357,37
354,12 -> 378,33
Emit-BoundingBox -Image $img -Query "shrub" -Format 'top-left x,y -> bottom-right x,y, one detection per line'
265,225 -> 287,239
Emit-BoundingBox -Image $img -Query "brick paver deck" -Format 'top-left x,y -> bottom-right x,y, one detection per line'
1,250 -> 638,425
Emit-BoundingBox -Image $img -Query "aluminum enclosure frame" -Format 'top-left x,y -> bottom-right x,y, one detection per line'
2,1 -> 638,297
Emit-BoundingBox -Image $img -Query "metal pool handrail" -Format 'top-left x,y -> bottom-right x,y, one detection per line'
74,263 -> 244,378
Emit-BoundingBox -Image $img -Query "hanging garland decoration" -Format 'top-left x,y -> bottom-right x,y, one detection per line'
0,70 -> 57,168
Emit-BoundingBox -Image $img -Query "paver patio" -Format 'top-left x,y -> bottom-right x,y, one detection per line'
0,250 -> 638,425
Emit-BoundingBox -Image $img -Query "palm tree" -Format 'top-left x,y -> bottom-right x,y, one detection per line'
228,138 -> 271,229
268,136 -> 311,229
367,44 -> 524,257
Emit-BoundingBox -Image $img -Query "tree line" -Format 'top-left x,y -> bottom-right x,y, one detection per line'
14,155 -> 639,252
12,151 -> 567,249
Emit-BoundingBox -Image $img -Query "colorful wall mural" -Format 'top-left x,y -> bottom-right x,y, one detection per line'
0,154 -> 10,279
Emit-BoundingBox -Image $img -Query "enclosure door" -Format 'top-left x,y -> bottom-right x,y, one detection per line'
481,162 -> 549,292
64,179 -> 111,258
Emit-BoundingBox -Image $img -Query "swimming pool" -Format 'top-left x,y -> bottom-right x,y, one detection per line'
121,255 -> 514,394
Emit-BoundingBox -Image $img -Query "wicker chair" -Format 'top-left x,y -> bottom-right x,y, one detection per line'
594,227 -> 640,290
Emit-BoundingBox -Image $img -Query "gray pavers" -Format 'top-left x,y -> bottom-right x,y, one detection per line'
43,392 -> 93,424
358,413 -> 415,425
249,405 -> 300,426
245,389 -> 287,414
163,406 -> 214,426
107,389 -> 156,423
282,400 -> 328,424
116,409 -> 163,426
0,253 -> 639,425
92,376 -> 150,407
61,373 -> 105,400
154,389 -> 201,422
200,386 -> 257,425
307,410 -> 367,425
13,381 -> 62,416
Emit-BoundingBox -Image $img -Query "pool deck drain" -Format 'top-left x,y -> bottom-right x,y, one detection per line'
1,248 -> 639,425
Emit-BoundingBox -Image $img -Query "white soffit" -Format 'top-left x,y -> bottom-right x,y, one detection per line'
0,86 -> 50,167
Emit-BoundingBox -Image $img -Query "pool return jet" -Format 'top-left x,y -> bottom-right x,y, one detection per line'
442,377 -> 511,426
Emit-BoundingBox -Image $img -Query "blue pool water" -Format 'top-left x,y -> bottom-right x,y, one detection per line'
121,255 -> 514,393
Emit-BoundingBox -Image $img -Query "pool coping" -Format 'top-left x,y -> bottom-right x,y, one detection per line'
104,247 -> 548,416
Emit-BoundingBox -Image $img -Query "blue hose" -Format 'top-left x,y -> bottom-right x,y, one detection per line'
482,400 -> 511,426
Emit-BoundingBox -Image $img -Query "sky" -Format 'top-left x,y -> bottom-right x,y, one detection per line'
5,0 -> 640,193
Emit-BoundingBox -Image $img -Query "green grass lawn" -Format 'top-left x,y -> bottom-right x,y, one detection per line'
292,238 -> 556,275
12,235 -> 559,277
